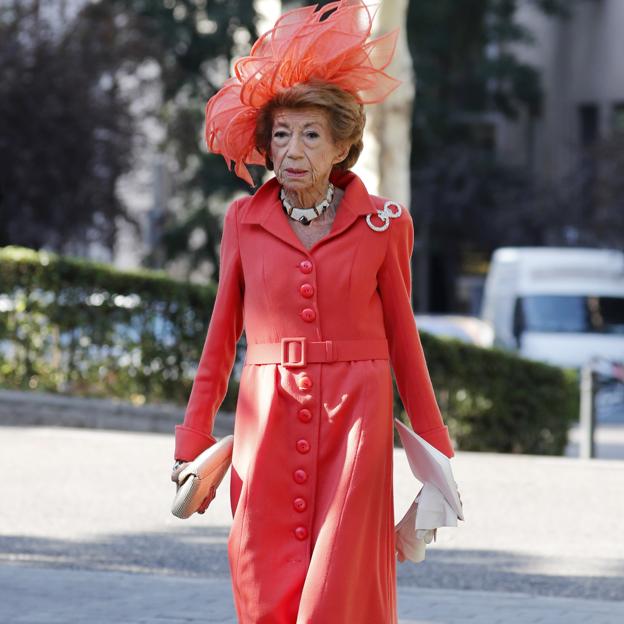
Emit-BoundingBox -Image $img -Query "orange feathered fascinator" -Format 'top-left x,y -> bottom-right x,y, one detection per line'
204,0 -> 401,185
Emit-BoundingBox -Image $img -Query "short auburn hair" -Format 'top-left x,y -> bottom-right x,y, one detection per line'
255,80 -> 366,172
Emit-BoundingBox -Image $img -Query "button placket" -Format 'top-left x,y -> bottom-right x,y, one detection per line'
298,259 -> 317,323
292,431 -> 311,538
293,468 -> 308,484
299,283 -> 314,298
296,438 -> 311,454
293,497 -> 307,512
298,259 -> 313,274
291,257 -> 316,542
298,375 -> 313,390
298,407 -> 312,423
300,307 -> 316,322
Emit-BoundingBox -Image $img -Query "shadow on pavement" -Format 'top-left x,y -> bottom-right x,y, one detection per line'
0,526 -> 231,578
397,548 -> 624,601
1,529 -> 624,602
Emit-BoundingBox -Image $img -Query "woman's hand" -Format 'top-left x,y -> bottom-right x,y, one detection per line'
171,461 -> 190,484
170,462 -> 213,515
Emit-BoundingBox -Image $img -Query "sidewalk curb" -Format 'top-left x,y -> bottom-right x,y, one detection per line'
0,388 -> 234,436
2,388 -> 623,461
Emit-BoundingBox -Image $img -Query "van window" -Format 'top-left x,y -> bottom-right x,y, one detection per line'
516,295 -> 624,334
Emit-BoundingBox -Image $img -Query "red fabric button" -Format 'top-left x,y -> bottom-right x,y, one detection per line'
294,526 -> 308,540
299,283 -> 314,298
293,497 -> 307,512
293,469 -> 308,484
299,260 -> 313,274
296,439 -> 311,454
298,408 -> 312,423
301,307 -> 316,322
298,376 -> 313,390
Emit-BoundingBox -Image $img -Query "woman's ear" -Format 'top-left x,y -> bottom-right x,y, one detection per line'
333,142 -> 351,165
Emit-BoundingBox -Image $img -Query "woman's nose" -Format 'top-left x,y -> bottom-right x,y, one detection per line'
286,135 -> 304,158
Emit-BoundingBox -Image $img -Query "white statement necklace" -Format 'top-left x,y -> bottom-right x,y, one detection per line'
280,183 -> 335,226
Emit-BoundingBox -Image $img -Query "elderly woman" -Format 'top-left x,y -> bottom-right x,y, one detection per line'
171,2 -> 456,622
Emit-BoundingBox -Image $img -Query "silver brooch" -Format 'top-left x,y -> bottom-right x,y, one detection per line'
365,201 -> 402,232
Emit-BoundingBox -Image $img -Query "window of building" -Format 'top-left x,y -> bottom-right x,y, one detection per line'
578,104 -> 599,147
612,103 -> 624,133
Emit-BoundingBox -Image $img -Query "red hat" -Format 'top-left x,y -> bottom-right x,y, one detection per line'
204,0 -> 400,185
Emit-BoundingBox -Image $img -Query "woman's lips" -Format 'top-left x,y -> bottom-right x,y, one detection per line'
285,168 -> 307,177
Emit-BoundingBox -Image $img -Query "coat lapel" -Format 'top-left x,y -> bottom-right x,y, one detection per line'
239,171 -> 377,254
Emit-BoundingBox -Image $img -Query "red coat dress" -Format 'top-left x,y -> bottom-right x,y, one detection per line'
174,170 -> 455,624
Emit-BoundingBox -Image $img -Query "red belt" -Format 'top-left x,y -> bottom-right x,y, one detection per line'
245,337 -> 389,368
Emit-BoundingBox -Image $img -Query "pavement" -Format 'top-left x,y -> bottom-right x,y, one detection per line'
1,425 -> 623,623
2,566 -> 623,624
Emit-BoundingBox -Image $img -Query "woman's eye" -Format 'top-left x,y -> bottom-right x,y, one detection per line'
305,132 -> 319,139
273,131 -> 288,139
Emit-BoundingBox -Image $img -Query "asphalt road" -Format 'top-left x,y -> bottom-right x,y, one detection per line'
1,425 -> 623,603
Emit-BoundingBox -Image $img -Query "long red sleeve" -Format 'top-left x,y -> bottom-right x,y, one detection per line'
377,205 -> 455,458
174,199 -> 245,461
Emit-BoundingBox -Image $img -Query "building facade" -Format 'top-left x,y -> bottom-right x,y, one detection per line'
498,0 -> 624,182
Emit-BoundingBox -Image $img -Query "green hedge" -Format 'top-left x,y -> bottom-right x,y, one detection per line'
0,245 -> 240,410
411,334 -> 579,455
1,245 -> 578,454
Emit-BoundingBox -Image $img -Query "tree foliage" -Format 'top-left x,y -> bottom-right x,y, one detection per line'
533,133 -> 624,248
0,1 -> 146,254
405,0 -> 576,311
0,0 -> 259,274
406,0 -> 570,164
98,0 -> 260,276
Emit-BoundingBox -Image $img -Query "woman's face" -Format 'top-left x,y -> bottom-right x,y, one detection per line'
270,107 -> 348,197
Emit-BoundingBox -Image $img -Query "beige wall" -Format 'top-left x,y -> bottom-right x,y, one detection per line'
371,0 -> 413,208
352,0 -> 414,206
499,0 -> 624,182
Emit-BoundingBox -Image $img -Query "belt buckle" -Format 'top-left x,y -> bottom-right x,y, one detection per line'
280,337 -> 307,367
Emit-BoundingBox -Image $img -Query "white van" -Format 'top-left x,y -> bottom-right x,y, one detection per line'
480,247 -> 624,368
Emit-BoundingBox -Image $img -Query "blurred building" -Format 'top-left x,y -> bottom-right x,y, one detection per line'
498,0 -> 624,181
447,0 -> 624,317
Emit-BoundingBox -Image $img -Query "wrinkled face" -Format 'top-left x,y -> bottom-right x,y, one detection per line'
270,107 -> 348,193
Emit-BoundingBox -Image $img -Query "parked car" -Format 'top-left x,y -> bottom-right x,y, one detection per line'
480,247 -> 624,368
414,314 -> 494,348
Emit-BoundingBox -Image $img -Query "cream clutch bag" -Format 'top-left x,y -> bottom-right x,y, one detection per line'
171,435 -> 234,519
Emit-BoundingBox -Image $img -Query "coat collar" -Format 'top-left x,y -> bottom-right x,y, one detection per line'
239,170 -> 377,253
